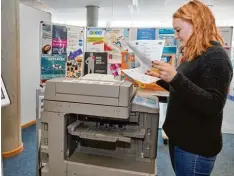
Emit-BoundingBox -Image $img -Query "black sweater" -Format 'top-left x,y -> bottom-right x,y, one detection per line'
157,41 -> 233,157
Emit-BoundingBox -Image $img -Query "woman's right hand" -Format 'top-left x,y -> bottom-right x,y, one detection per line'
146,60 -> 177,82
145,70 -> 160,78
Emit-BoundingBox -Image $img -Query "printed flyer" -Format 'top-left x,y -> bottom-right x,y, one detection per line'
42,22 -> 52,39
52,25 -> 67,55
41,22 -> 52,55
41,55 -> 66,80
67,26 -> 84,56
104,28 -> 129,63
66,26 -> 84,78
137,28 -> 156,40
83,52 -> 108,75
87,28 -> 105,52
66,57 -> 83,78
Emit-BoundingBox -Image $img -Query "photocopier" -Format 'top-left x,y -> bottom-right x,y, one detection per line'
38,74 -> 160,176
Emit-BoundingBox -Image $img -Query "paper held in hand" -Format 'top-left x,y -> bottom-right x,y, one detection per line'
122,40 -> 165,84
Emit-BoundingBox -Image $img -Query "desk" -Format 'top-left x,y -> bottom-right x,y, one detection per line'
137,88 -> 169,97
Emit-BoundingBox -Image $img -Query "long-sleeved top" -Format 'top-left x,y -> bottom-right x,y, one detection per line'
157,41 -> 233,157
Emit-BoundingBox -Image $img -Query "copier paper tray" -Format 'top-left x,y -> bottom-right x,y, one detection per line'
67,121 -> 146,144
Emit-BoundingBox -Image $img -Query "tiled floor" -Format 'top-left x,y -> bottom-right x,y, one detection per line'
3,124 -> 234,176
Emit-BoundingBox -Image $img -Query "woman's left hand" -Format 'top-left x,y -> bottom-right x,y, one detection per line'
146,60 -> 177,82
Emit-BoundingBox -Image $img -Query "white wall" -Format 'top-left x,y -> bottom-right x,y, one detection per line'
20,3 -> 51,126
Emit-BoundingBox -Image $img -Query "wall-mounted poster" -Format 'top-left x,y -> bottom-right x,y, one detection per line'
67,26 -> 84,57
84,52 -> 108,75
67,26 -> 84,78
158,28 -> 177,54
41,22 -> 52,55
218,26 -> 233,58
137,28 -> 156,40
52,25 -> 67,55
158,28 -> 177,47
104,28 -> 129,63
87,28 -> 105,52
41,55 -> 66,80
218,26 -> 233,48
66,57 -> 83,78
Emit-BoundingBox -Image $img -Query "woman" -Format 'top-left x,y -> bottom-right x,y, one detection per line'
146,0 -> 233,175
42,44 -> 51,54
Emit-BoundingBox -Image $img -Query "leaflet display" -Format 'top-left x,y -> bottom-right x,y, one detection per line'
40,22 -> 85,84
39,26 -> 180,89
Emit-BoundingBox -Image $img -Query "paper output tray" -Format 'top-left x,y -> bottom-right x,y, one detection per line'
67,121 -> 145,143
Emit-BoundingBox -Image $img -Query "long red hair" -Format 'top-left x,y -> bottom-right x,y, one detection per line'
173,0 -> 224,61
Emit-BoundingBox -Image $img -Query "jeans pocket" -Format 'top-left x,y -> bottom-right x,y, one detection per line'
174,146 -> 216,176
194,155 -> 216,175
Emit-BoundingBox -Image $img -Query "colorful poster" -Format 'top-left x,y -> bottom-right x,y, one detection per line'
137,28 -> 156,40
52,25 -> 67,55
104,28 -> 129,63
109,63 -> 121,77
41,23 -> 52,55
66,26 -> 84,78
41,55 -> 66,80
87,28 -> 105,52
66,58 -> 82,78
158,28 -> 177,47
84,52 -> 108,75
121,51 -> 137,70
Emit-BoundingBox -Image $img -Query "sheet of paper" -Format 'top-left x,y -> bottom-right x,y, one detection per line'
127,40 -> 165,71
122,40 -> 164,84
122,68 -> 160,84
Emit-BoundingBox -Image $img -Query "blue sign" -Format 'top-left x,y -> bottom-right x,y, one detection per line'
163,47 -> 177,54
159,28 -> 175,34
137,28 -> 156,40
161,56 -> 171,63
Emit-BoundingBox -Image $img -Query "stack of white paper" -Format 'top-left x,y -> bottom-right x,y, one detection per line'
122,40 -> 165,84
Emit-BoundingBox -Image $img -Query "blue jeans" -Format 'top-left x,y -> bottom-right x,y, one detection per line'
169,143 -> 216,176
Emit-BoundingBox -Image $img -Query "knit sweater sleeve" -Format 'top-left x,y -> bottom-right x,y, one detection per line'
168,48 -> 233,117
156,79 -> 170,91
